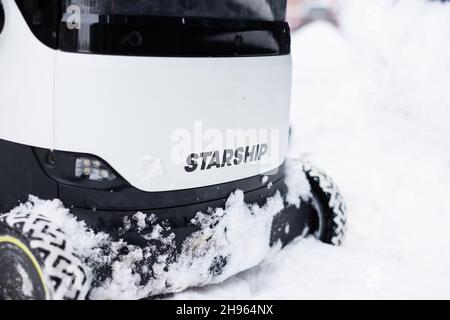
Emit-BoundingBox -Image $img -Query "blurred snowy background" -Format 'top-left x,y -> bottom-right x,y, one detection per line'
176,0 -> 450,299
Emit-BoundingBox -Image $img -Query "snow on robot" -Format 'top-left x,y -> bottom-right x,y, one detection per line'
0,0 -> 347,300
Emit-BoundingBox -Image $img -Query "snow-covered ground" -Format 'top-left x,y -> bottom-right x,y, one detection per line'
176,0 -> 450,299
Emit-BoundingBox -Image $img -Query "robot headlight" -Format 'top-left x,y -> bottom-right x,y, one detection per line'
75,157 -> 116,182
33,147 -> 127,190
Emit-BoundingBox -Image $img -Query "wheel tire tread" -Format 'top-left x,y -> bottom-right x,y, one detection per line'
0,212 -> 90,300
303,163 -> 347,246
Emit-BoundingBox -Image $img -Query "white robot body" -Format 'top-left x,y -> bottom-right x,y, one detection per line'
0,0 -> 291,192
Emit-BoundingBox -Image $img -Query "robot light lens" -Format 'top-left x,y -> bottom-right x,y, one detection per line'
75,157 -> 116,182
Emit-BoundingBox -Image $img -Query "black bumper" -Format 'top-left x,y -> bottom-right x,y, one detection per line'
0,138 -> 310,250
70,180 -> 310,251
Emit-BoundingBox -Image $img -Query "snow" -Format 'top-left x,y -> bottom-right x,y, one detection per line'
3,0 -> 450,299
123,183 -> 298,298
284,160 -> 312,208
16,264 -> 33,297
261,175 -> 269,185
133,212 -> 149,232
140,154 -> 164,181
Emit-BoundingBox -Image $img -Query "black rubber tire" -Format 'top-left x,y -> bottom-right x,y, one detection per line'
0,226 -> 47,300
303,163 -> 347,246
0,212 -> 90,300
